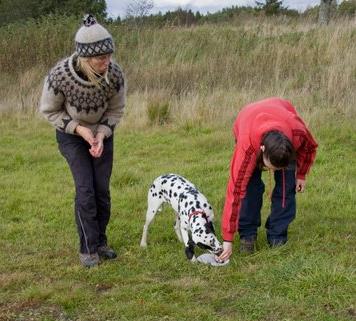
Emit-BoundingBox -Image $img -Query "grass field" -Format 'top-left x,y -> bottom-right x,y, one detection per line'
0,115 -> 355,321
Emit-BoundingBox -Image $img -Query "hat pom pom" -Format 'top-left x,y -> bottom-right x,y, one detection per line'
83,14 -> 97,27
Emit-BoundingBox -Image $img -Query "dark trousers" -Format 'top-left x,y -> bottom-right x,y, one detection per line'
238,163 -> 296,244
56,130 -> 113,254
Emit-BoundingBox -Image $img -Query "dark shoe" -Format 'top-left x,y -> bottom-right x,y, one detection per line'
239,237 -> 256,254
79,253 -> 99,268
98,245 -> 117,260
268,239 -> 287,247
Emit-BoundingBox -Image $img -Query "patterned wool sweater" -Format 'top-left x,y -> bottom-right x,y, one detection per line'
40,53 -> 125,138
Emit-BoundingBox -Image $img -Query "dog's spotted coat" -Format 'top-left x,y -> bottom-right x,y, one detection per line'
140,174 -> 222,260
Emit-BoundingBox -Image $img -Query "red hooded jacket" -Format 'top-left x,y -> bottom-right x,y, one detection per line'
222,97 -> 318,242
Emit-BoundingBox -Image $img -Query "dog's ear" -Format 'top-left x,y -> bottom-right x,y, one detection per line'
185,239 -> 195,260
204,221 -> 216,235
185,246 -> 195,260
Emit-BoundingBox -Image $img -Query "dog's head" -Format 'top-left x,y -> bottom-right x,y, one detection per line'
190,214 -> 223,256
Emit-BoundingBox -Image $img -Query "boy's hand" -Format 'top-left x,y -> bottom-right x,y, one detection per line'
296,179 -> 306,193
218,241 -> 233,261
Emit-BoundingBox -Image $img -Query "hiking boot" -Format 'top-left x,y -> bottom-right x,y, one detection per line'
79,253 -> 99,268
98,245 -> 117,260
239,237 -> 256,254
268,239 -> 287,248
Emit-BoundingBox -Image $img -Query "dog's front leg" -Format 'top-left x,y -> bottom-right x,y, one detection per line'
181,229 -> 196,261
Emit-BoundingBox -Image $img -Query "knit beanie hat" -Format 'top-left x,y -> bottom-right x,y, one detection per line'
75,14 -> 114,57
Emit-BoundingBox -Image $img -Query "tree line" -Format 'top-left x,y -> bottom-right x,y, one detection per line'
114,0 -> 356,27
0,0 -> 355,27
0,0 -> 107,26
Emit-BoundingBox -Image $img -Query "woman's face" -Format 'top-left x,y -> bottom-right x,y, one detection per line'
89,54 -> 111,74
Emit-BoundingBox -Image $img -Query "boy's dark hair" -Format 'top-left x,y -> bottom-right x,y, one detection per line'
257,131 -> 296,169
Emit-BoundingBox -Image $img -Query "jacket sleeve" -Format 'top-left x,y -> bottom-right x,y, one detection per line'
39,76 -> 79,134
296,127 -> 318,179
97,72 -> 126,138
282,99 -> 318,179
222,141 -> 257,242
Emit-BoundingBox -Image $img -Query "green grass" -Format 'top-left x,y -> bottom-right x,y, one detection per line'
0,115 -> 355,321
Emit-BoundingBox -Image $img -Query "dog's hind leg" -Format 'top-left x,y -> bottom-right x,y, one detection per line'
174,216 -> 183,242
140,191 -> 164,247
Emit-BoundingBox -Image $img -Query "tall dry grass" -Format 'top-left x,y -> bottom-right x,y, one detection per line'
0,15 -> 355,127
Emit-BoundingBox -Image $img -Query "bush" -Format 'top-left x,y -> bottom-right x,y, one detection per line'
147,100 -> 170,125
338,0 -> 356,16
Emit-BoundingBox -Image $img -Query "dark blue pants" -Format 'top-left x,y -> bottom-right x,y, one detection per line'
238,163 -> 296,245
56,130 -> 113,254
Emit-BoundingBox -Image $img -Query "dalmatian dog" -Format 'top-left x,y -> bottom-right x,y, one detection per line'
140,174 -> 223,261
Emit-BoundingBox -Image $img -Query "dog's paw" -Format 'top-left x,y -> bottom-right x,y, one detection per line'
190,256 -> 197,263
140,241 -> 147,248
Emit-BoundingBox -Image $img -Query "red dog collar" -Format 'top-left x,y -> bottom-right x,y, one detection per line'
188,210 -> 206,222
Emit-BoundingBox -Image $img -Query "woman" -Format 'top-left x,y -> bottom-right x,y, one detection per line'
218,97 -> 318,261
40,15 -> 126,267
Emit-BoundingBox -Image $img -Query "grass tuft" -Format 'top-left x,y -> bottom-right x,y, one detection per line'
147,99 -> 171,126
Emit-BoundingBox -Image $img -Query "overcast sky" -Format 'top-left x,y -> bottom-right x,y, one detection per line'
106,0 -> 320,18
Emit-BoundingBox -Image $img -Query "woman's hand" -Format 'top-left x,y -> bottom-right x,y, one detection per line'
75,125 -> 96,146
89,132 -> 105,158
296,179 -> 306,193
217,241 -> 233,262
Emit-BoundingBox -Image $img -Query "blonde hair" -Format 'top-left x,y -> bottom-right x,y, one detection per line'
77,57 -> 110,88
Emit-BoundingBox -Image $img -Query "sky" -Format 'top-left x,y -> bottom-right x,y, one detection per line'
106,0 -> 321,18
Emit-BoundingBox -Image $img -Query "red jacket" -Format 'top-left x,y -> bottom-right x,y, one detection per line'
222,97 -> 318,242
